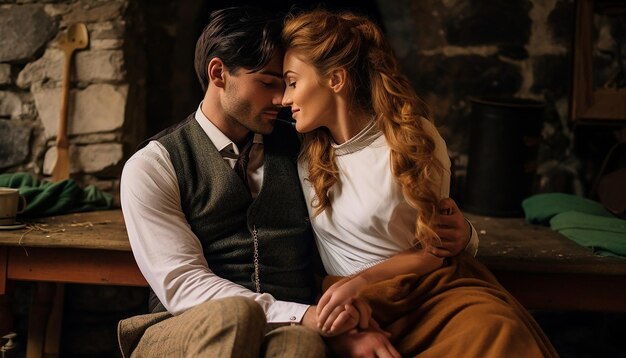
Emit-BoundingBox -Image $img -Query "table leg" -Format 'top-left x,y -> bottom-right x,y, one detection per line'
0,247 -> 13,337
26,283 -> 54,358
0,284 -> 13,338
0,247 -> 6,296
43,283 -> 63,358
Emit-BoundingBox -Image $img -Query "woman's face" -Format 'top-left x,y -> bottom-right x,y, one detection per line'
282,50 -> 336,133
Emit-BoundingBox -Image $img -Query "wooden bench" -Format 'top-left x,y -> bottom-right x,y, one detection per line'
1,210 -> 625,357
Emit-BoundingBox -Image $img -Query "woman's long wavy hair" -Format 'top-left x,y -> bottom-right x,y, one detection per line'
282,9 -> 444,247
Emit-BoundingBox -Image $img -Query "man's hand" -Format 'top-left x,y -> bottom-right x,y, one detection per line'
317,276 -> 371,335
431,198 -> 471,257
327,327 -> 400,358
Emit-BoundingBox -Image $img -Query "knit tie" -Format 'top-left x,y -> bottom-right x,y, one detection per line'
234,133 -> 254,187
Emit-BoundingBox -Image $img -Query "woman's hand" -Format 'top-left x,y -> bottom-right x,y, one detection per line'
317,276 -> 371,334
302,304 -> 359,337
431,198 -> 471,257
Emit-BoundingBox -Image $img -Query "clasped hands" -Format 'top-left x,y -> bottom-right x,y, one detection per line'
312,276 -> 401,358
314,197 -> 469,336
306,198 -> 469,357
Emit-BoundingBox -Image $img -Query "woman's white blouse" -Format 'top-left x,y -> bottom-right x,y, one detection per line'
299,119 -> 477,276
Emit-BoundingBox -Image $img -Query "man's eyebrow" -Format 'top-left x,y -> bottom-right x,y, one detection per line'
258,70 -> 283,79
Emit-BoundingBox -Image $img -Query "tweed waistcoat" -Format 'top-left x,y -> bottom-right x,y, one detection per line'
150,114 -> 315,311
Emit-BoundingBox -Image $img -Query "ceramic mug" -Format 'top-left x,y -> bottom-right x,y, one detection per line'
0,187 -> 27,226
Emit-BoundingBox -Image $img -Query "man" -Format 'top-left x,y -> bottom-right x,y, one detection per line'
118,7 -> 475,357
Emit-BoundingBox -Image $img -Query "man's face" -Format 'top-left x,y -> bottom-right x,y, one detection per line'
222,52 -> 285,135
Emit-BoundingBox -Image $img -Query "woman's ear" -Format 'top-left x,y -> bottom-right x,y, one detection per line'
208,58 -> 226,88
329,68 -> 347,93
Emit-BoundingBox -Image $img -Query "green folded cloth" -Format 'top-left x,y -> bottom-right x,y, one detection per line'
522,193 -> 625,259
550,211 -> 626,258
0,172 -> 113,218
522,193 -> 613,225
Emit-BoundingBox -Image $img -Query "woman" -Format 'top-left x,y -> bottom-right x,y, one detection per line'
281,9 -> 558,358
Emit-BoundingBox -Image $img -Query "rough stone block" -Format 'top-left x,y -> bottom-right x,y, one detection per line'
0,120 -> 32,169
17,49 -> 124,88
0,91 -> 23,118
89,21 -> 126,40
548,0 -> 575,45
0,4 -> 56,63
33,83 -> 127,138
444,0 -> 532,46
64,1 -> 125,23
408,54 -> 522,97
43,3 -> 71,18
379,0 -> 449,54
90,39 -> 124,50
33,84 -> 128,138
16,49 -> 63,88
43,142 -> 123,174
532,55 -> 570,97
75,50 -> 125,81
0,64 -> 11,85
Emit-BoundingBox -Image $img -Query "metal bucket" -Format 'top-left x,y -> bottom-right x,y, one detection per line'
464,97 -> 545,217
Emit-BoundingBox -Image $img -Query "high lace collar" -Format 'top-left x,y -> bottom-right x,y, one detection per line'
332,120 -> 382,156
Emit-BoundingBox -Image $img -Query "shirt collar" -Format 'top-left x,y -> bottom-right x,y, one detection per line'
194,103 -> 263,155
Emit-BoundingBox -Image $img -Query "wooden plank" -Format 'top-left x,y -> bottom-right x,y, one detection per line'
6,247 -> 147,287
470,214 -> 626,275
494,271 -> 626,312
0,210 -> 130,251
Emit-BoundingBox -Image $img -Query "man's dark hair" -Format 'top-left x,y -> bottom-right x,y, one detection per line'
194,7 -> 283,92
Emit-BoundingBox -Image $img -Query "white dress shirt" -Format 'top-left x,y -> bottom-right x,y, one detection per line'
120,104 -> 309,323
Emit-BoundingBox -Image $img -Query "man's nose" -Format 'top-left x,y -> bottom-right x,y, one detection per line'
273,91 -> 285,107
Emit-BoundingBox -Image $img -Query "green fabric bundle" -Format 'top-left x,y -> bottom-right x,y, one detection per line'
550,211 -> 626,258
522,193 -> 626,259
0,172 -> 113,218
522,192 -> 613,224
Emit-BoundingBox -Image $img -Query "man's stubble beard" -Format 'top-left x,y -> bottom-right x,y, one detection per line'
223,84 -> 273,135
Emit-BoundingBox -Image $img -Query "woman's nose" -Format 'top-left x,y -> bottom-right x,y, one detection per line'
281,92 -> 292,107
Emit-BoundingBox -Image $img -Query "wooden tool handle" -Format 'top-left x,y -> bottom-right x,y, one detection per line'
51,48 -> 74,182
56,48 -> 73,149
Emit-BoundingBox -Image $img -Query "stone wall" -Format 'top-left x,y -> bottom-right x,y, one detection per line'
376,0 -> 624,199
0,1 -> 146,357
0,0 -> 145,202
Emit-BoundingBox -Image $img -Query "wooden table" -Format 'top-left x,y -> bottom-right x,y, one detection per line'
470,214 -> 626,312
1,210 -> 625,356
0,210 -> 146,358
0,210 -> 146,290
